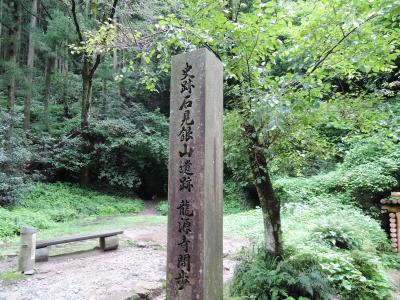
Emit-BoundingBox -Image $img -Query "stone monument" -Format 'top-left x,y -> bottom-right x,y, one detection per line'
166,48 -> 223,299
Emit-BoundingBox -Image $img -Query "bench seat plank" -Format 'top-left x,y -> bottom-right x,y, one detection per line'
36,230 -> 124,248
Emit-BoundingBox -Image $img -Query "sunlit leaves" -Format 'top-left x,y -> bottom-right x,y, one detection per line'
69,22 -> 117,55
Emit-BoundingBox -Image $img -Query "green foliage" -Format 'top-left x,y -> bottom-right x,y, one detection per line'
20,182 -> 144,215
312,223 -> 360,250
226,195 -> 392,299
50,105 -> 169,196
275,143 -> 400,211
0,207 -> 53,238
224,111 -> 252,186
224,179 -> 251,214
0,182 -> 144,238
156,201 -> 168,216
230,248 -> 332,300
320,252 -> 390,300
0,112 -> 31,206
285,200 -> 391,299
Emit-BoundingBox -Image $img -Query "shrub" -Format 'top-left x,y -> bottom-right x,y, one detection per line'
230,247 -> 332,300
319,252 -> 390,300
312,222 -> 360,250
20,182 -> 144,216
156,201 -> 168,216
43,208 -> 78,222
0,112 -> 31,206
50,105 -> 169,198
275,146 -> 400,209
0,182 -> 144,238
0,207 -> 54,237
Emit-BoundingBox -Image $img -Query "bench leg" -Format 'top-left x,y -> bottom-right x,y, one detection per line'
100,236 -> 119,251
35,247 -> 49,262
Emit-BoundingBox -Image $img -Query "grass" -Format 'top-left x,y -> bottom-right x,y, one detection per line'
0,182 -> 144,238
0,270 -> 25,286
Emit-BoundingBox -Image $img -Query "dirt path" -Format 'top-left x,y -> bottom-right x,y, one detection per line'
0,222 -> 248,300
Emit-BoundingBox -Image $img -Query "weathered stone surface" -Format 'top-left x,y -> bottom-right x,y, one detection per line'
18,226 -> 36,273
167,48 -> 223,300
100,236 -> 119,251
35,247 -> 49,262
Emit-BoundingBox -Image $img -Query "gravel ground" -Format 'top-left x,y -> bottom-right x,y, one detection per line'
0,224 -> 248,300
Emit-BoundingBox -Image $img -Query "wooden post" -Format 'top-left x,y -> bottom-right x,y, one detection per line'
167,48 -> 223,299
18,227 -> 36,274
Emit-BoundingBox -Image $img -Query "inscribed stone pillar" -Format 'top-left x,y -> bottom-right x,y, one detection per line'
167,48 -> 223,300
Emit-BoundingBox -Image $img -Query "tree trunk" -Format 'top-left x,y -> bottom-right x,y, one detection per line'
79,59 -> 93,185
62,59 -> 70,118
4,1 -> 21,152
23,0 -> 38,131
81,59 -> 93,129
101,78 -> 107,119
43,54 -> 52,131
244,122 -> 283,257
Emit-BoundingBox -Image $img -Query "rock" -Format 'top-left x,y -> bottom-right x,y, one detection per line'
133,282 -> 161,299
136,242 -> 148,248
124,294 -> 140,300
24,269 -> 35,275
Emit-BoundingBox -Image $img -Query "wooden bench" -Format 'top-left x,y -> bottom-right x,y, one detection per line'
35,229 -> 124,262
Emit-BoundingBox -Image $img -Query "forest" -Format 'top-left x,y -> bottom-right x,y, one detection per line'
0,0 -> 400,299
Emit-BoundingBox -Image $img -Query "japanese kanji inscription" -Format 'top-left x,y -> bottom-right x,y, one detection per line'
167,48 -> 223,300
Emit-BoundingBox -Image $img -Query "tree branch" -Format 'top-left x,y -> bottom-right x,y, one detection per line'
70,0 -> 83,42
89,0 -> 119,77
0,20 -> 12,31
18,0 -> 46,22
90,55 -> 101,78
108,0 -> 119,23
41,2 -> 53,20
308,12 -> 378,74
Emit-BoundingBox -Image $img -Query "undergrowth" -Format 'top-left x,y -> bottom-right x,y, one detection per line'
0,182 -> 144,238
227,198 -> 394,300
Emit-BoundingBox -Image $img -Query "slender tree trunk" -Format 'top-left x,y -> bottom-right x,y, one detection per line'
81,59 -> 93,129
79,59 -> 93,186
23,0 -> 38,131
62,59 -> 70,118
244,122 -> 283,257
113,49 -> 118,71
101,78 -> 107,118
4,1 -> 21,152
43,54 -> 52,131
